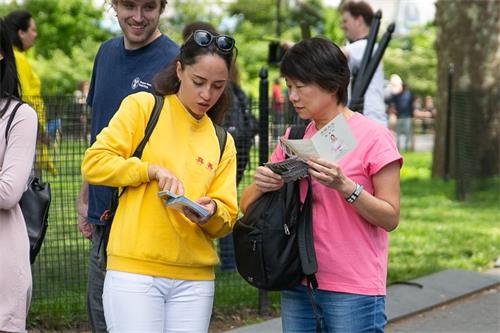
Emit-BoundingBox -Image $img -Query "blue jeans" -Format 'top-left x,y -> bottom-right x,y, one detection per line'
281,285 -> 387,333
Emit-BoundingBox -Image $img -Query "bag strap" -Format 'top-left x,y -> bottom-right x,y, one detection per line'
4,102 -> 24,144
288,125 -> 306,140
116,94 -> 163,199
213,123 -> 227,162
133,94 -> 164,158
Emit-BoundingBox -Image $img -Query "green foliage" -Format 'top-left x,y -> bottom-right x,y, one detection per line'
33,38 -> 100,94
384,24 -> 437,98
24,0 -> 111,59
1,0 -> 113,94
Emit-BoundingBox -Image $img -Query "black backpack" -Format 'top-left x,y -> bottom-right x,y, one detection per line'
233,126 -> 317,291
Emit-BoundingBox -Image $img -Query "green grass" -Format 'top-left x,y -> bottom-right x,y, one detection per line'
388,152 -> 500,284
28,145 -> 500,329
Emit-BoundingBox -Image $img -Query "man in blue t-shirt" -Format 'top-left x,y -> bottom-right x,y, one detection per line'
388,77 -> 414,151
76,1 -> 178,331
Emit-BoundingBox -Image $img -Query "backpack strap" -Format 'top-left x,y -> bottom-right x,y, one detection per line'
133,94 -> 164,158
115,94 -> 163,200
291,124 -> 320,331
213,123 -> 227,162
4,102 -> 24,144
288,125 -> 306,140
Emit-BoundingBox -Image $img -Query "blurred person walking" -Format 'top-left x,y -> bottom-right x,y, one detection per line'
388,75 -> 414,151
4,9 -> 57,177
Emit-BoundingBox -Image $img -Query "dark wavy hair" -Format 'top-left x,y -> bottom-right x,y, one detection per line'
4,9 -> 32,51
153,33 -> 235,125
0,18 -> 21,117
340,1 -> 374,26
280,37 -> 350,106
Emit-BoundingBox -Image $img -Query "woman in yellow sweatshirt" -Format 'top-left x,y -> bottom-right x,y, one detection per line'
5,9 -> 57,176
81,30 -> 238,333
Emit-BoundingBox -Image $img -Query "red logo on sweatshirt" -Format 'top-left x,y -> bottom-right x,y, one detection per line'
196,157 -> 204,165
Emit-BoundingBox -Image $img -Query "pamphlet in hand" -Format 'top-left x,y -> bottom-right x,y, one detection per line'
280,114 -> 356,163
265,156 -> 309,183
158,190 -> 210,219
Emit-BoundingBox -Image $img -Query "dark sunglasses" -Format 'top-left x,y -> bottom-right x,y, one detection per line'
192,30 -> 235,53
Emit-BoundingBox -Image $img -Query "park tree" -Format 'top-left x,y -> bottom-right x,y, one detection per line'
24,0 -> 111,59
433,0 -> 499,183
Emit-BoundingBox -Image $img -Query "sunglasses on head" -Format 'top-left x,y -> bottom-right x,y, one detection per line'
192,30 -> 235,53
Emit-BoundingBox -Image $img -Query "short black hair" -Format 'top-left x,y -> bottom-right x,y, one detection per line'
4,9 -> 32,51
280,37 -> 350,106
341,1 -> 374,26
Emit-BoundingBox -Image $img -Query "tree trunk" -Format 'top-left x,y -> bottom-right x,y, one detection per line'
433,0 -> 500,180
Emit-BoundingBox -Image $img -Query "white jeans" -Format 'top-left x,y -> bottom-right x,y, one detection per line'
103,270 -> 214,333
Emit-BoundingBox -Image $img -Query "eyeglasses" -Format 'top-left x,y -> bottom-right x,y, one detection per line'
192,30 -> 235,53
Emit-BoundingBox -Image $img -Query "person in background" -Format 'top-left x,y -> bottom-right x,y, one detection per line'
413,95 -> 436,132
74,80 -> 90,142
240,37 -> 402,332
81,28 -> 238,333
75,0 -> 179,331
0,17 -> 38,333
388,74 -> 414,151
340,0 -> 388,127
271,77 -> 284,138
4,9 -> 57,176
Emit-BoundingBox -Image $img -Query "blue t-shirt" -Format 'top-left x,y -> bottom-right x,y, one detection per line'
390,90 -> 413,119
86,35 -> 179,225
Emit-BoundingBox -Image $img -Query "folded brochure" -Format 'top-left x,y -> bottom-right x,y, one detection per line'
279,113 -> 356,163
265,157 -> 309,183
157,190 -> 210,218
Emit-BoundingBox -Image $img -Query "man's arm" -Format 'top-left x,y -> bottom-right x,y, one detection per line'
76,181 -> 92,239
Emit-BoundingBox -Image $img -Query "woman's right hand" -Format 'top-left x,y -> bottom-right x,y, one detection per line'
148,164 -> 184,195
254,166 -> 284,193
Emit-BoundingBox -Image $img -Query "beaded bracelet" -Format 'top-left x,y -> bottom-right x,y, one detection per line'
346,183 -> 364,203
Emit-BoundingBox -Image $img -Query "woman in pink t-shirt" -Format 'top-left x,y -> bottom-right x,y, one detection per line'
240,37 -> 402,332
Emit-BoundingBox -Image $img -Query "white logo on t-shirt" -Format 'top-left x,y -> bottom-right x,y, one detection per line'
131,77 -> 152,90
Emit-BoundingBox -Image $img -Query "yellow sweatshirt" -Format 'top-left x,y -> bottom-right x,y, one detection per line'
82,92 -> 238,280
13,47 -> 45,130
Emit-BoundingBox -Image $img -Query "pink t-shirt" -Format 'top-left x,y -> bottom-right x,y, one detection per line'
271,113 -> 402,295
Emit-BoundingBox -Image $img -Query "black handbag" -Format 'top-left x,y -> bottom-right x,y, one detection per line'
4,101 -> 51,264
20,176 -> 51,264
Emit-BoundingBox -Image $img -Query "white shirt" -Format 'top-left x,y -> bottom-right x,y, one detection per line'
345,39 -> 388,127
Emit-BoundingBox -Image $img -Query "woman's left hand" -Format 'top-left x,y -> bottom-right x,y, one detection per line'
307,157 -> 355,194
183,196 -> 217,225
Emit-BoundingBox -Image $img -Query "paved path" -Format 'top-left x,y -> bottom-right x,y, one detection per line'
224,268 -> 500,333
